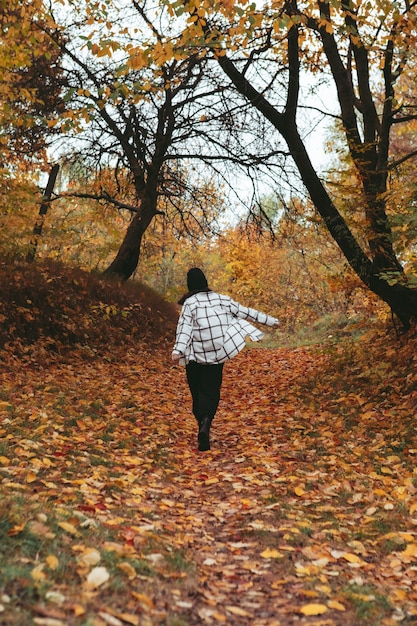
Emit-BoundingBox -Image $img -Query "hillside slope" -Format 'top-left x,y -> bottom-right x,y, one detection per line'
0,258 -> 179,363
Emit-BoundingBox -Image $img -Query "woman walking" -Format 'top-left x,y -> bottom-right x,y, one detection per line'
172,268 -> 279,451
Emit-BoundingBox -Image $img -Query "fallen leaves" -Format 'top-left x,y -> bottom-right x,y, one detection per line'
1,324 -> 417,625
300,603 -> 328,616
84,566 -> 110,590
260,548 -> 285,559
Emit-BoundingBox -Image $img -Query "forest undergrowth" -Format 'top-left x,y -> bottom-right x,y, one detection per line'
0,260 -> 416,626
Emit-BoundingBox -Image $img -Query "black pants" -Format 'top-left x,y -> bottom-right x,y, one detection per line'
186,361 -> 224,423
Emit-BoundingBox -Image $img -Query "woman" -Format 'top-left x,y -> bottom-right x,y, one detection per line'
172,268 -> 279,451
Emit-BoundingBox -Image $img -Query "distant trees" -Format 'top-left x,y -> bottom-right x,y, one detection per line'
2,0 -> 417,329
135,191 -> 357,331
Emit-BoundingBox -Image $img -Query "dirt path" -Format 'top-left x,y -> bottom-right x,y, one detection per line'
1,346 -> 416,625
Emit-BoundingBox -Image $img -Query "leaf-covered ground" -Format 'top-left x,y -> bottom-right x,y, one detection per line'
1,340 -> 417,626
1,262 -> 417,626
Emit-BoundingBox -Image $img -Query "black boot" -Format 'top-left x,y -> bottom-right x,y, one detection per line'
198,417 -> 211,451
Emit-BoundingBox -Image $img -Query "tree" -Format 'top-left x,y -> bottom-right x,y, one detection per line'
172,0 -> 417,328
0,1 -> 67,258
28,0 -> 284,279
0,0 -> 65,166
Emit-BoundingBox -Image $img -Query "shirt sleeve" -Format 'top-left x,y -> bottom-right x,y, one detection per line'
172,304 -> 193,355
228,299 -> 279,327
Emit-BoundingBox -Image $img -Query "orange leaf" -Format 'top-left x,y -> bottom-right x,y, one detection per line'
26,470 -> 37,483
117,562 -> 136,580
226,606 -> 252,617
402,543 -> 417,557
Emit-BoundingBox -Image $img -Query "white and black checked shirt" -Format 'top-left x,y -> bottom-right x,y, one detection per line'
172,291 -> 279,365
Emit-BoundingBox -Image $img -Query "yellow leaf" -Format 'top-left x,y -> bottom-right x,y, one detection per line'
116,614 -> 140,626
31,564 -> 46,581
58,522 -> 79,536
402,543 -> 417,557
300,603 -> 328,616
0,456 -> 10,466
160,499 -> 175,508
260,548 -> 284,559
294,486 -> 305,496
295,563 -> 316,576
204,477 -> 219,485
211,612 -> 227,623
386,455 -> 401,464
117,562 -> 136,579
328,599 -> 346,611
46,555 -> 59,570
342,552 -> 362,563
271,580 -> 286,588
7,523 -> 26,536
105,517 -> 127,526
73,604 -> 85,617
390,589 -> 408,602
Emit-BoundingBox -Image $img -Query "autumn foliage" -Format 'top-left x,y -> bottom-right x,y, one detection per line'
0,258 -> 178,361
0,260 -> 417,625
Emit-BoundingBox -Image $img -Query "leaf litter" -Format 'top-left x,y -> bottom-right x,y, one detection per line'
1,321 -> 417,624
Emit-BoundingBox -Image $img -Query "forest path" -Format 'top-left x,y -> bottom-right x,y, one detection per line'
1,345 -> 416,625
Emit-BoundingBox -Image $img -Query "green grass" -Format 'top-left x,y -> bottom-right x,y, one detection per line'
343,583 -> 392,624
254,312 -> 372,350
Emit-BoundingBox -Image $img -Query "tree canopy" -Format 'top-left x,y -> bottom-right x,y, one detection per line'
1,0 -> 417,325
159,0 -> 417,326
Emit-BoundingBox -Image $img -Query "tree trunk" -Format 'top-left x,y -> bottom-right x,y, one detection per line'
215,52 -> 417,329
26,164 -> 59,263
316,8 -> 403,275
283,126 -> 417,328
103,193 -> 156,280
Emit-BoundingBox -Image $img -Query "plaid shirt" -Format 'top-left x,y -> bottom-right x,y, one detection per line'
173,291 -> 279,365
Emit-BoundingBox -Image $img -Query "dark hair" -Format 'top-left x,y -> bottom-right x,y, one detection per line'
178,268 -> 210,304
187,267 -> 208,291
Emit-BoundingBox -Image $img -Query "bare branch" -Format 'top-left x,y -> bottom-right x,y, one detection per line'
389,149 -> 417,170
